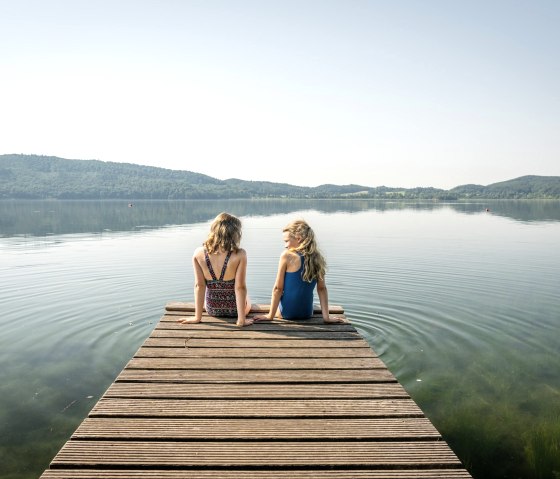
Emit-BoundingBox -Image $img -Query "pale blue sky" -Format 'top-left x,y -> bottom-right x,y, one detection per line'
1,0 -> 558,188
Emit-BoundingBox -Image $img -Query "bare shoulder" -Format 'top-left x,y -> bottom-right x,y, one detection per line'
192,246 -> 205,262
279,249 -> 292,262
232,248 -> 247,261
281,249 -> 300,269
224,249 -> 246,270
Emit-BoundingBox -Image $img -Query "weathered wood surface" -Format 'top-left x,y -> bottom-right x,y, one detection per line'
136,346 -> 375,357
49,440 -> 461,466
41,468 -> 471,479
102,382 -> 411,399
74,417 -> 441,439
41,302 -> 472,478
42,471 -> 473,479
125,356 -> 386,369
90,398 -> 424,418
144,337 -> 371,348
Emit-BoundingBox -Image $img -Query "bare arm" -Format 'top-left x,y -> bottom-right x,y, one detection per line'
234,250 -> 252,327
179,249 -> 206,324
317,277 -> 345,324
192,251 -> 206,322
254,253 -> 287,321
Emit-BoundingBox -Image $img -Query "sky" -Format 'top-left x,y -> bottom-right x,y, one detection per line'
1,1 -> 558,189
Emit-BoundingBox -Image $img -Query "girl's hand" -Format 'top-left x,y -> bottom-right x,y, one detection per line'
323,315 -> 346,324
237,318 -> 254,327
252,314 -> 273,322
177,317 -> 202,324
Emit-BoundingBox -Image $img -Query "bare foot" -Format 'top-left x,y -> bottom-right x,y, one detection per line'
177,317 -> 201,324
252,315 -> 273,322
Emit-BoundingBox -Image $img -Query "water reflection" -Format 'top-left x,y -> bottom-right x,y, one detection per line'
1,201 -> 560,479
1,199 -> 559,237
450,199 -> 560,223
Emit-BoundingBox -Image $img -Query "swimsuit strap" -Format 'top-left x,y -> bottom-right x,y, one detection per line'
297,252 -> 304,272
219,251 -> 232,280
204,249 -> 232,281
204,249 -> 217,281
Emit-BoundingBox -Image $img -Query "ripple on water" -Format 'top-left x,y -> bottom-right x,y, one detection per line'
328,236 -> 560,388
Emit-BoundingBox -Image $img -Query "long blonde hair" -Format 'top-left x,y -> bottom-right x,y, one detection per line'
283,219 -> 326,282
204,212 -> 242,253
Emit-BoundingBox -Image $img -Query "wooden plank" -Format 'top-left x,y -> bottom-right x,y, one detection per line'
135,346 -> 377,358
143,337 -> 371,348
159,317 -> 356,331
150,329 -> 362,339
165,302 -> 346,315
160,321 -> 358,332
51,440 -> 463,468
116,368 -> 397,383
90,398 -> 423,418
42,469 -> 473,478
160,314 -> 348,325
73,417 -> 441,440
125,357 -> 386,369
102,382 -> 411,399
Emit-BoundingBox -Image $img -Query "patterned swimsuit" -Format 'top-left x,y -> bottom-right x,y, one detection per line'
204,250 -> 237,317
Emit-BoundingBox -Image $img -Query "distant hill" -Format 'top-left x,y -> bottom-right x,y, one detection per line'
0,154 -> 558,199
450,175 -> 560,199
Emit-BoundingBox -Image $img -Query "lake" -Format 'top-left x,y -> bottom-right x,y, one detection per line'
1,199 -> 559,479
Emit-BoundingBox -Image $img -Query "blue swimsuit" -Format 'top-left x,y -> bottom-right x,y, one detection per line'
279,253 -> 317,319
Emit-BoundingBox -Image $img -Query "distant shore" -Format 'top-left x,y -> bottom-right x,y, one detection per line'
1,154 -> 559,200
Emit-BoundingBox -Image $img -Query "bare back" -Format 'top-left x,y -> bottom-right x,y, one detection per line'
194,247 -> 246,282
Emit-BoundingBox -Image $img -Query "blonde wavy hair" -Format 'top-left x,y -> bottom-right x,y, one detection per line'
204,212 -> 242,253
283,219 -> 326,282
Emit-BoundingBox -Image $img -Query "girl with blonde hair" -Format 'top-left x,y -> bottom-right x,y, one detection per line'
254,219 -> 344,324
179,212 -> 253,327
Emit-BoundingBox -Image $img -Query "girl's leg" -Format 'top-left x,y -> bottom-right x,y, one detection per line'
245,293 -> 252,315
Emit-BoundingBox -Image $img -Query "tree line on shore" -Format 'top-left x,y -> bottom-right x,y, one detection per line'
1,154 -> 559,200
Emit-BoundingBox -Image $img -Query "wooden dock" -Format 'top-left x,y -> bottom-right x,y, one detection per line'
41,303 -> 472,478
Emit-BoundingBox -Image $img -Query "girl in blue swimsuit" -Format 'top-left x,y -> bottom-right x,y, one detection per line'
254,219 -> 345,324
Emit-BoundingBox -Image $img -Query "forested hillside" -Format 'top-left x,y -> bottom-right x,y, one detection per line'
450,175 -> 560,199
0,155 -> 230,199
0,154 -> 558,199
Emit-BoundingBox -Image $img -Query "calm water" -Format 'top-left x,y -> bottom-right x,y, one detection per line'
1,199 -> 559,479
